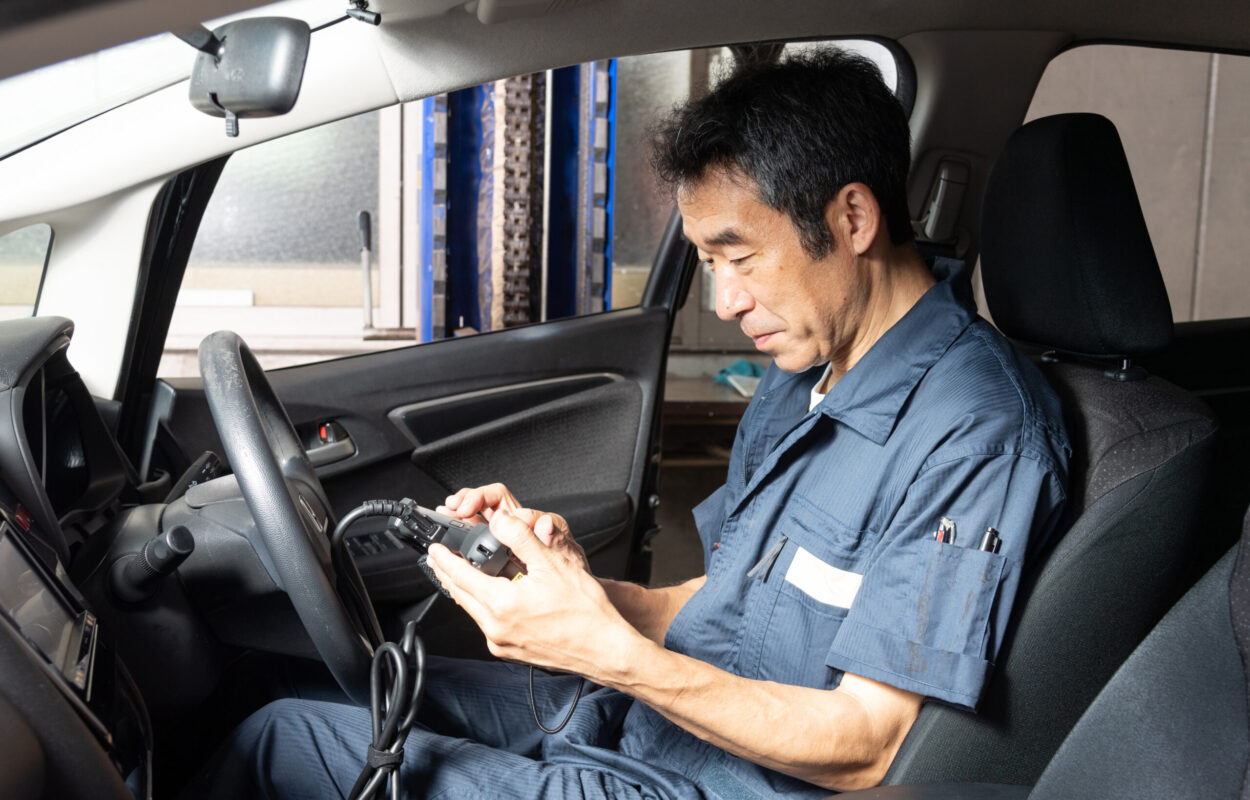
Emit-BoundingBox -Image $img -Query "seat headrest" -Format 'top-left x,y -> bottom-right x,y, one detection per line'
981,113 -> 1173,358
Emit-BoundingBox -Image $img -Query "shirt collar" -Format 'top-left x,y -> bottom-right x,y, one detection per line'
800,257 -> 976,445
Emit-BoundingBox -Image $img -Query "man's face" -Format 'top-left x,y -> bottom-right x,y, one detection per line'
679,170 -> 867,373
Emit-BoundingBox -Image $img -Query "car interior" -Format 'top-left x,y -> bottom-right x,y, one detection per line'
1,0 -> 1249,798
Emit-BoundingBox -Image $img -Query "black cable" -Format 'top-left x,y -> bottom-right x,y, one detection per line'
331,500 -> 413,648
349,620 -> 427,800
528,666 -> 585,735
332,500 -> 429,800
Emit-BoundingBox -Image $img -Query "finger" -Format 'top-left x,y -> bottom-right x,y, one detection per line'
444,490 -> 476,518
426,543 -> 494,619
550,513 -> 571,536
448,484 -> 521,520
533,514 -> 556,547
444,488 -> 468,509
513,507 -> 545,528
489,510 -> 553,570
443,488 -> 486,517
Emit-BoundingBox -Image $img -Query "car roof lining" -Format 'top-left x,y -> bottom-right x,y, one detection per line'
6,0 -> 1250,86
4,0 -> 1249,223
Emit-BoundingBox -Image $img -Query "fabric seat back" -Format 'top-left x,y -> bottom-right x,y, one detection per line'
1027,542 -> 1247,799
886,113 -> 1217,785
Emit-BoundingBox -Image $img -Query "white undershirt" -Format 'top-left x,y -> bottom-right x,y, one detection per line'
809,363 -> 833,411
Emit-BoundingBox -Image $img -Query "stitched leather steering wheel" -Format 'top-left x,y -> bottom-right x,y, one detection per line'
199,330 -> 373,705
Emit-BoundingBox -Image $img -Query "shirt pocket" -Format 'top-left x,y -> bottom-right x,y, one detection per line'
745,502 -> 874,689
904,542 -> 1006,660
787,494 -> 868,565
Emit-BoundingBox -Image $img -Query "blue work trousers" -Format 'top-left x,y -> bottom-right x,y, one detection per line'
182,656 -> 703,800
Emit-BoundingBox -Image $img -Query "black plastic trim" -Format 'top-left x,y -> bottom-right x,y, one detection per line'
1052,37 -> 1250,61
114,157 -> 228,471
389,373 -> 620,447
642,208 -> 697,316
27,225 -> 54,318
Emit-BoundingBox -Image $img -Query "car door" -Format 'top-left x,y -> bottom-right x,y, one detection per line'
117,154 -> 693,630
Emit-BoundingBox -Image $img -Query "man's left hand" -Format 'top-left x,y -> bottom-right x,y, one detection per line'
426,509 -> 636,677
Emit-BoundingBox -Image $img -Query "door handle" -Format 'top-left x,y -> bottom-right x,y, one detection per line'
300,420 -> 357,466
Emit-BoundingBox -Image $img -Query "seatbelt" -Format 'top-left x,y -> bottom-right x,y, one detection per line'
1227,506 -> 1250,798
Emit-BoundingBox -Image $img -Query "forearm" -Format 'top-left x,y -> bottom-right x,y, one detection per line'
593,631 -> 918,791
426,510 -> 914,790
598,575 -> 705,645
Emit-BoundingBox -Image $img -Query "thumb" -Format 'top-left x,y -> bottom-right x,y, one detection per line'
489,510 -> 550,569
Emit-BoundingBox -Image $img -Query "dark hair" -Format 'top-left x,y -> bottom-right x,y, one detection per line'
652,48 -> 914,256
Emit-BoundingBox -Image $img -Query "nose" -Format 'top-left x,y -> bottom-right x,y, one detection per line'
714,267 -> 754,321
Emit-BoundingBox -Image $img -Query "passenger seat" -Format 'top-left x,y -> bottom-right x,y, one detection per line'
886,113 -> 1218,785
1027,537 -> 1248,798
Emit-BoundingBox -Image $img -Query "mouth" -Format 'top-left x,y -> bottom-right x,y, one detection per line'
748,331 -> 776,349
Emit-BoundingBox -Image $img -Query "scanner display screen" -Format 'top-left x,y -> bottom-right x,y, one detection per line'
0,522 -> 76,671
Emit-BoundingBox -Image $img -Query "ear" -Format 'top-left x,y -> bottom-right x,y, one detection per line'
825,182 -> 881,256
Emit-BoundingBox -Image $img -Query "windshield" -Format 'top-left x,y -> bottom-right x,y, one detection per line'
0,0 -> 337,159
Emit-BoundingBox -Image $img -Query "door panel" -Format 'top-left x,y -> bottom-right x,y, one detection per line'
410,378 -> 639,501
153,304 -> 671,597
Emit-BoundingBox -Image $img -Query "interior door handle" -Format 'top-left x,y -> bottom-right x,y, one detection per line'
300,420 -> 357,466
308,438 -> 356,466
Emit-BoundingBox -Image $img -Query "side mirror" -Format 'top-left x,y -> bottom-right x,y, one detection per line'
181,17 -> 311,137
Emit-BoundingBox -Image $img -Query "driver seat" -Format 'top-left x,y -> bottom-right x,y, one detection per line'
885,113 -> 1218,785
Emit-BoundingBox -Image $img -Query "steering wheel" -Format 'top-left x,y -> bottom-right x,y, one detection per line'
199,330 -> 374,705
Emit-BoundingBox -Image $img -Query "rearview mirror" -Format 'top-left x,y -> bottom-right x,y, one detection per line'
182,17 -> 310,137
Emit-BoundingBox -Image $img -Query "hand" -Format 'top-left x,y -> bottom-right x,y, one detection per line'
426,509 -> 634,678
440,482 -> 523,523
440,483 -> 589,573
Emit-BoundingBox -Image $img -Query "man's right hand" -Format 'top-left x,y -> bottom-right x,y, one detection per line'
440,483 -> 589,573
439,483 -> 703,645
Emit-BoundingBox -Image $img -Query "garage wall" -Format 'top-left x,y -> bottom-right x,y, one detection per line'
1026,45 -> 1250,322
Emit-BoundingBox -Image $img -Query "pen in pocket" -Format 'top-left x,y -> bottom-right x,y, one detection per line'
978,527 -> 1002,553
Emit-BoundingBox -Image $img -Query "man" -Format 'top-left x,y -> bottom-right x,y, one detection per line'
193,48 -> 1068,799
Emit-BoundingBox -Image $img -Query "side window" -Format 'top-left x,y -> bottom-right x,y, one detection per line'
0,223 -> 53,320
162,57 -> 682,377
160,43 -> 899,378
161,112 -> 386,378
1026,45 -> 1250,322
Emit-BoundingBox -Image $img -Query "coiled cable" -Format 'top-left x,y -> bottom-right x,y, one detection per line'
349,619 -> 426,800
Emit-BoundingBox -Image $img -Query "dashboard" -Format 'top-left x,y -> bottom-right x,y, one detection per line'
3,322 -> 134,564
0,317 -> 151,800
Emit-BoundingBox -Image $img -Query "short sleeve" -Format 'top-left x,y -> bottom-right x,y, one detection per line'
824,452 -> 1065,709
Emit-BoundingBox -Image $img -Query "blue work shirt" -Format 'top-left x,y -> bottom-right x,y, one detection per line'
614,262 -> 1070,799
